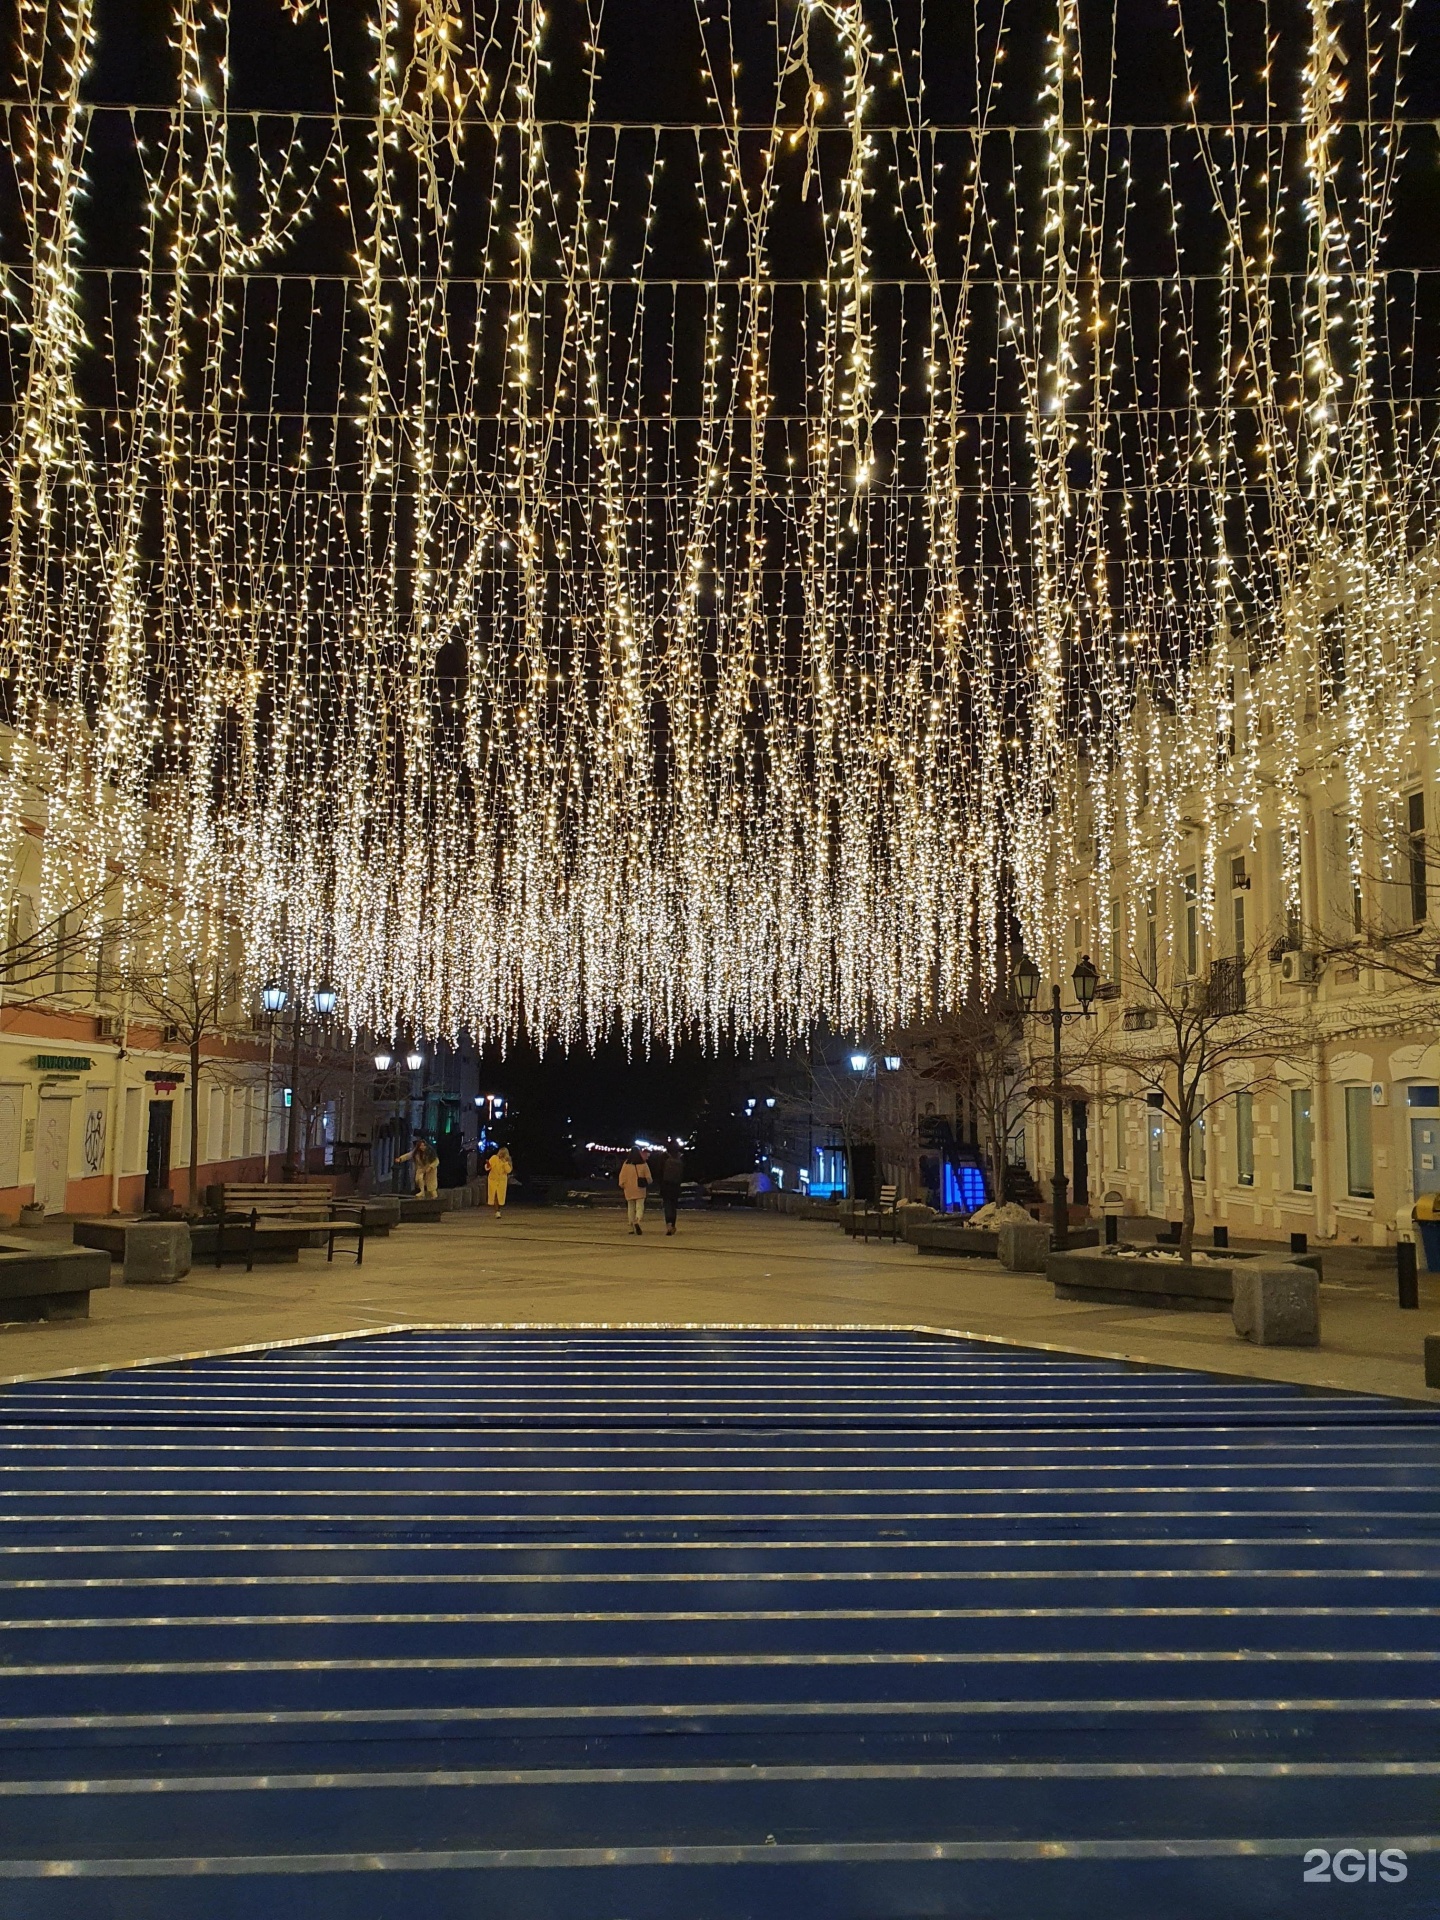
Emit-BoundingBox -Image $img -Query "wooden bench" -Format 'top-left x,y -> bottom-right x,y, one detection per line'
205,1180 -> 336,1223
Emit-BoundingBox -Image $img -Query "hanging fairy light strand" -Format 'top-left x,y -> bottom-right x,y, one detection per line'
0,0 -> 1436,1043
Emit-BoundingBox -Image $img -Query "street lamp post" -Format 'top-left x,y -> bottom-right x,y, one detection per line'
847,1050 -> 902,1203
1014,953 -> 1098,1252
259,981 -> 288,1183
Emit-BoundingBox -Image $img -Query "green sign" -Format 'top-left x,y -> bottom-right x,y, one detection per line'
33,1055 -> 93,1073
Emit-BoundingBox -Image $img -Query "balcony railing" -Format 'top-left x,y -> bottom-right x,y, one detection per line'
1206,954 -> 1247,1015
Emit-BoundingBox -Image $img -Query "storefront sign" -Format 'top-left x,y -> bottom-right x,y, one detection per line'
32,1055 -> 93,1072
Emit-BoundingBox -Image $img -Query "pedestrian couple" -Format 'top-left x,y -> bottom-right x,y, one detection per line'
618,1142 -> 685,1236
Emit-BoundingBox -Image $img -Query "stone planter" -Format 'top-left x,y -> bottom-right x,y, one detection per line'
998,1221 -> 1051,1272
1231,1262 -> 1320,1346
1049,1247 -> 1235,1312
0,1241 -> 108,1321
74,1219 -> 192,1285
911,1224 -> 1001,1258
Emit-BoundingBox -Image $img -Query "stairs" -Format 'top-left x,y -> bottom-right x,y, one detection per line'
0,1328 -> 1437,1917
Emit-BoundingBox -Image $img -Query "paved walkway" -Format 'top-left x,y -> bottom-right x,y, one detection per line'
3,1207 -> 1437,1400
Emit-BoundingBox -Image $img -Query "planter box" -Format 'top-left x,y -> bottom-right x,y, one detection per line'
73,1219 -> 193,1284
1231,1262 -> 1321,1347
911,1225 -> 1002,1259
1049,1248 -> 1235,1312
0,1241 -> 108,1322
334,1198 -> 401,1234
397,1197 -> 445,1223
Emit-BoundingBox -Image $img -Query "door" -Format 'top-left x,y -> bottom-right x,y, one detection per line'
34,1097 -> 72,1214
1411,1117 -> 1440,1199
0,1085 -> 23,1191
1147,1112 -> 1166,1216
1070,1100 -> 1090,1206
145,1100 -> 173,1209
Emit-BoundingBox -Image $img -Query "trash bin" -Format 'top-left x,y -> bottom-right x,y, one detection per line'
1413,1193 -> 1440,1271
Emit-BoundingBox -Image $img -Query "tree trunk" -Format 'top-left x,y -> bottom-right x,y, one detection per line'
1177,1102 -> 1196,1262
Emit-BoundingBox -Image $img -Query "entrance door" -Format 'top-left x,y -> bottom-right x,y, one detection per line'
0,1085 -> 23,1192
1070,1100 -> 1090,1206
145,1100 -> 173,1210
1147,1112 -> 1166,1217
1411,1117 -> 1440,1199
34,1097 -> 72,1214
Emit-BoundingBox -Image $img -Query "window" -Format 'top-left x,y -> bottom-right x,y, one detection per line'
1235,1091 -> 1254,1187
1113,1099 -> 1127,1170
1408,791 -> 1427,925
1230,855 -> 1248,957
1107,898 -> 1121,979
1291,1088 -> 1314,1193
1144,886 -> 1158,982
1407,1085 -> 1440,1109
1181,871 -> 1199,977
1189,1113 -> 1206,1180
1344,1087 -> 1374,1199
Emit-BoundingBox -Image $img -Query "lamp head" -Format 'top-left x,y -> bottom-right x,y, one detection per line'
260,981 -> 288,1015
406,1048 -> 424,1073
848,1052 -> 870,1074
1072,953 -> 1099,1011
313,982 -> 338,1018
1014,953 -> 1041,1008
373,1049 -> 393,1072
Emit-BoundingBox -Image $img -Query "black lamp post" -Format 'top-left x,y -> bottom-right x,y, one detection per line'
259,981 -> 288,1185
1014,952 -> 1098,1251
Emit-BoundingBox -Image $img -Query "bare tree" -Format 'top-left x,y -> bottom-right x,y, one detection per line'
1090,942 -> 1312,1259
0,880 -> 115,1010
910,1001 -> 1033,1203
105,943 -> 252,1210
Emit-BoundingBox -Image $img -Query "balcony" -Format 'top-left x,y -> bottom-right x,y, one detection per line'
1206,954 -> 1247,1016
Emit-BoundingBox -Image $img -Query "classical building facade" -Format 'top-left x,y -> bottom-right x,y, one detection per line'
1023,643 -> 1440,1250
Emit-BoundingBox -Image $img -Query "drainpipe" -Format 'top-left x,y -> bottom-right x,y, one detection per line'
1312,1037 -> 1331,1243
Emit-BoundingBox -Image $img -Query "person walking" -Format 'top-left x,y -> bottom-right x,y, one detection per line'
652,1139 -> 686,1235
618,1148 -> 651,1234
485,1144 -> 513,1212
396,1136 -> 439,1199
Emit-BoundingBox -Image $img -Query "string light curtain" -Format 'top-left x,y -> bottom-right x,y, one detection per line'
1,0 -> 1435,1045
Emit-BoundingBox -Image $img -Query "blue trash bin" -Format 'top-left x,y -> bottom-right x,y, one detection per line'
1418,1220 -> 1440,1273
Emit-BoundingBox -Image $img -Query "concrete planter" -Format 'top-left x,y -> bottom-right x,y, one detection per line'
0,1242 -> 108,1322
1049,1248 -> 1235,1312
998,1221 -> 1051,1273
397,1196 -> 445,1223
74,1219 -> 192,1285
911,1224 -> 1001,1258
1231,1262 -> 1321,1347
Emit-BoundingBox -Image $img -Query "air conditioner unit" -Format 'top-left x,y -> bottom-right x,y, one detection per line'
1279,949 -> 1320,986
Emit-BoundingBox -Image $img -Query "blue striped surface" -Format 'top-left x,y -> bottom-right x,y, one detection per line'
0,1328 -> 1437,1917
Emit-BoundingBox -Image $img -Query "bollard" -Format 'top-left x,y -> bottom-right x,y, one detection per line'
1398,1239 -> 1419,1311
1290,1231 -> 1308,1255
1104,1214 -> 1119,1246
1213,1225 -> 1228,1249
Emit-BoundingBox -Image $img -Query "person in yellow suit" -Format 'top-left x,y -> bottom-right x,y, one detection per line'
486,1145 -> 513,1212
